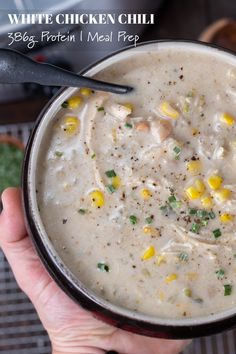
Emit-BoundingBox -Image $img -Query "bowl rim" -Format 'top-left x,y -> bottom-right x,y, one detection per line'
22,39 -> 236,339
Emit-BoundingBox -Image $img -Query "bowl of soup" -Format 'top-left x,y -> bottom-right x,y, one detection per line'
22,40 -> 236,339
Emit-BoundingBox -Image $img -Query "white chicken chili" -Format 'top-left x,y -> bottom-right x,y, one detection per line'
37,47 -> 236,319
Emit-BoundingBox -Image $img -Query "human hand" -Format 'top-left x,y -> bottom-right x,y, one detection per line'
0,188 -> 191,354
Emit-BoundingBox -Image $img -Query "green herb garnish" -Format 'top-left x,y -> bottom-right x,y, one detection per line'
61,101 -> 68,108
213,228 -> 222,238
55,151 -> 63,157
190,223 -> 201,234
201,219 -> 209,226
78,209 -> 86,215
173,146 -> 181,160
91,153 -> 96,159
208,211 -> 216,219
196,210 -> 208,219
106,184 -> 116,194
145,216 -> 153,224
124,122 -> 133,129
224,284 -> 232,296
168,195 -> 181,208
129,215 -> 138,225
97,106 -> 104,112
189,208 -> 197,215
215,269 -> 225,280
105,170 -> 117,178
97,262 -> 109,272
178,252 -> 189,262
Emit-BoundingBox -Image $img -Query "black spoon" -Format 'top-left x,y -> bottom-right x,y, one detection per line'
0,48 -> 133,94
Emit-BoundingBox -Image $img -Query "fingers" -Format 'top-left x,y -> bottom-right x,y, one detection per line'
0,187 -> 27,243
0,187 -> 52,302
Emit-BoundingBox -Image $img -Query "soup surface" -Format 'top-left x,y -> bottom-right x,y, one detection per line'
37,47 -> 236,319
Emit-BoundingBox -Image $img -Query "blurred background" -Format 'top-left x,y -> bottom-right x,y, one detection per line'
0,0 -> 236,353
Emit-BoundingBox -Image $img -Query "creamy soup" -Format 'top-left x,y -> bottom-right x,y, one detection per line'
37,47 -> 236,319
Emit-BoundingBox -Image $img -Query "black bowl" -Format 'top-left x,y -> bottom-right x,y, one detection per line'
22,40 -> 236,339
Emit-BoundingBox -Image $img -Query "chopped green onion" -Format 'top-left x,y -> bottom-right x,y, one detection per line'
196,210 -> 208,219
145,216 -> 153,224
129,215 -> 138,225
201,219 -> 209,226
234,254 -> 236,258
189,208 -> 197,215
55,151 -> 63,157
168,195 -> 181,208
173,146 -> 181,160
106,184 -> 116,194
213,228 -> 222,238
97,262 -> 109,272
105,170 -> 117,178
215,269 -> 225,279
124,122 -> 133,129
183,102 -> 190,114
91,153 -> 96,159
209,211 -> 216,219
178,252 -> 189,262
78,208 -> 86,215
61,101 -> 68,108
183,288 -> 192,297
168,195 -> 177,203
190,223 -> 201,234
187,91 -> 194,98
224,284 -> 232,296
97,106 -> 104,112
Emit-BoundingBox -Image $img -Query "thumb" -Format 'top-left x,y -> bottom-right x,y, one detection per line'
0,187 -> 53,302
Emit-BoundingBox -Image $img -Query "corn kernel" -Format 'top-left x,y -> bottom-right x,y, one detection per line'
141,246 -> 155,260
63,116 -> 80,134
140,188 -> 152,200
143,226 -> 152,234
195,179 -> 205,193
187,161 -> 202,175
159,101 -> 180,119
123,102 -> 134,112
220,112 -> 235,126
214,188 -> 231,202
219,213 -> 234,223
143,227 -> 160,237
165,273 -> 178,283
156,254 -> 166,266
201,195 -> 214,209
111,176 -> 121,189
67,96 -> 83,109
79,87 -> 92,96
186,186 -> 201,200
207,175 -> 223,190
90,190 -> 105,208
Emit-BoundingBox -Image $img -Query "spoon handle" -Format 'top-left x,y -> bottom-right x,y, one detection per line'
0,48 -> 132,94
